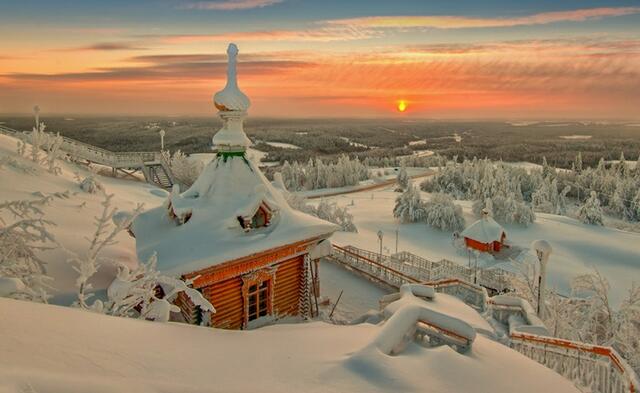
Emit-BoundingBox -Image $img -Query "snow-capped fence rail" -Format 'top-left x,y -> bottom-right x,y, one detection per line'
391,250 -> 516,294
330,244 -> 420,289
0,124 -> 174,188
510,333 -> 638,393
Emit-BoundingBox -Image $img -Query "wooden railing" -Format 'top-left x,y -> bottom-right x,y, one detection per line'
511,333 -> 637,393
0,124 -> 161,168
330,244 -> 419,289
329,243 -> 639,392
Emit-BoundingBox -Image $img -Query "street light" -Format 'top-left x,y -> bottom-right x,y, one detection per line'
159,129 -> 166,151
395,226 -> 399,254
531,239 -> 552,318
377,230 -> 384,261
33,105 -> 40,129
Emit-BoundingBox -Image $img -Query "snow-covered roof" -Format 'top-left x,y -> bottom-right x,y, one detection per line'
461,214 -> 506,244
132,156 -> 337,275
132,43 -> 337,276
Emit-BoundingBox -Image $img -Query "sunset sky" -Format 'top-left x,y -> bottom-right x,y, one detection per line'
1,0 -> 639,119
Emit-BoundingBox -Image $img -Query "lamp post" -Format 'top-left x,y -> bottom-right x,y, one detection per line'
159,129 -> 166,151
531,240 -> 552,318
33,105 -> 40,129
377,230 -> 384,261
395,226 -> 399,254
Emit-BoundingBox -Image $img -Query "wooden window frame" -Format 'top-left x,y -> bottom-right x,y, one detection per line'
241,269 -> 275,328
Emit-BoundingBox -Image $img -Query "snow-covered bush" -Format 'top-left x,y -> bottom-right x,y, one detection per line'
285,193 -> 357,232
280,155 -> 369,191
577,191 -> 604,225
68,194 -> 143,310
395,164 -> 409,191
315,200 -> 357,233
20,121 -> 64,174
79,175 -> 104,194
167,150 -> 203,187
423,193 -> 465,232
0,196 -> 55,302
393,183 -> 425,223
68,194 -> 213,322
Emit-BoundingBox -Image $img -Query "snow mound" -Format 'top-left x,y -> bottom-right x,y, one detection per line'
0,297 -> 580,393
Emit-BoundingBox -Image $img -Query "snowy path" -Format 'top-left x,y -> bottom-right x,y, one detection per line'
319,259 -> 390,321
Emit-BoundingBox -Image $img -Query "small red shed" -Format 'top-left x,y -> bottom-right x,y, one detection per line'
461,210 -> 507,253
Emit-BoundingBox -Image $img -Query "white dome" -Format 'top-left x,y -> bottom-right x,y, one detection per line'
213,43 -> 250,112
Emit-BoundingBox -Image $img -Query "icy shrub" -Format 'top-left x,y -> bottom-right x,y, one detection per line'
0,196 -> 55,302
396,164 -> 409,191
79,175 -> 104,194
315,200 -> 357,232
285,193 -> 357,232
423,193 -> 465,232
393,183 -> 425,223
168,150 -> 203,187
577,191 -> 604,225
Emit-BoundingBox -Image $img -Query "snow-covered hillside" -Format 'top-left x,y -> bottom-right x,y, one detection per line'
317,187 -> 640,306
0,297 -> 579,393
0,133 -> 166,304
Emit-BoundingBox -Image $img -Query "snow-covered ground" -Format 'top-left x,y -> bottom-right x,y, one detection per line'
0,297 -> 579,393
316,186 -> 640,306
0,134 -> 166,305
265,141 -> 301,149
560,135 -> 592,140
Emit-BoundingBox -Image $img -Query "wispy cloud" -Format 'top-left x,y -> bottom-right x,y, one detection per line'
145,26 -> 376,43
326,6 -> 640,29
179,0 -> 283,11
57,42 -> 148,52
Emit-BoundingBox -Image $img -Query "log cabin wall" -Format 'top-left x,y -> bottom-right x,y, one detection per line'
188,254 -> 306,329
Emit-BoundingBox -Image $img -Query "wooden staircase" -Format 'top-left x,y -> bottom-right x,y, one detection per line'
0,124 -> 175,189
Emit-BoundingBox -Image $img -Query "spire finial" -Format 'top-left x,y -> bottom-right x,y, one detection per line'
226,43 -> 239,88
212,43 -> 252,153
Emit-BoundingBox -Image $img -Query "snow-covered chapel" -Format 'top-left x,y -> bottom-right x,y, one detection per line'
131,43 -> 338,329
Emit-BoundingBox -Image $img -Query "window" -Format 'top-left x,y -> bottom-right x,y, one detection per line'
251,208 -> 268,229
246,279 -> 270,322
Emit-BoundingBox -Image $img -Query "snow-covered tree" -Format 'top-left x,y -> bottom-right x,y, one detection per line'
423,193 -> 465,232
577,191 -> 604,225
396,164 -> 409,191
315,200 -> 357,232
0,196 -> 55,302
393,183 -> 425,223
105,254 -> 214,323
68,194 -> 143,310
79,175 -> 104,194
166,150 -> 203,187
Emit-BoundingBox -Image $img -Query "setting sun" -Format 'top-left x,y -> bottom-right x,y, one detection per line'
397,100 -> 408,112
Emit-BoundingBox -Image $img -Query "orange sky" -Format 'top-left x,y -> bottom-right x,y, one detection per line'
1,2 -> 640,119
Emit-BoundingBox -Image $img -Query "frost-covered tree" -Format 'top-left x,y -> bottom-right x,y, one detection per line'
315,200 -> 357,232
105,254 -> 214,323
0,196 -> 55,302
577,191 -> 604,225
68,194 -> 144,310
393,183 -> 425,223
79,175 -> 104,194
396,164 -> 409,191
165,150 -> 203,187
423,193 -> 465,232
280,155 -> 369,191
283,192 -> 357,232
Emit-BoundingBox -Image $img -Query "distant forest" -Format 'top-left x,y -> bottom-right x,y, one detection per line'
2,116 -> 639,168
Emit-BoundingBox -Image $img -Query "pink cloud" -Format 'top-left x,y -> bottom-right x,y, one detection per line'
326,7 -> 640,29
179,0 -> 283,11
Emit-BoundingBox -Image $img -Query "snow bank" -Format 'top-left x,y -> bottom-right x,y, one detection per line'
0,298 -> 580,393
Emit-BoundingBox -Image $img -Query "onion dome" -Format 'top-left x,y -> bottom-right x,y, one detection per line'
213,43 -> 250,112
212,43 -> 252,152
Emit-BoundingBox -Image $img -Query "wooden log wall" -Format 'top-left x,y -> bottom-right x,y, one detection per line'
195,254 -> 305,329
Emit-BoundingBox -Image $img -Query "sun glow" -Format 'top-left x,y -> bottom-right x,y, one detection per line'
397,100 -> 408,112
